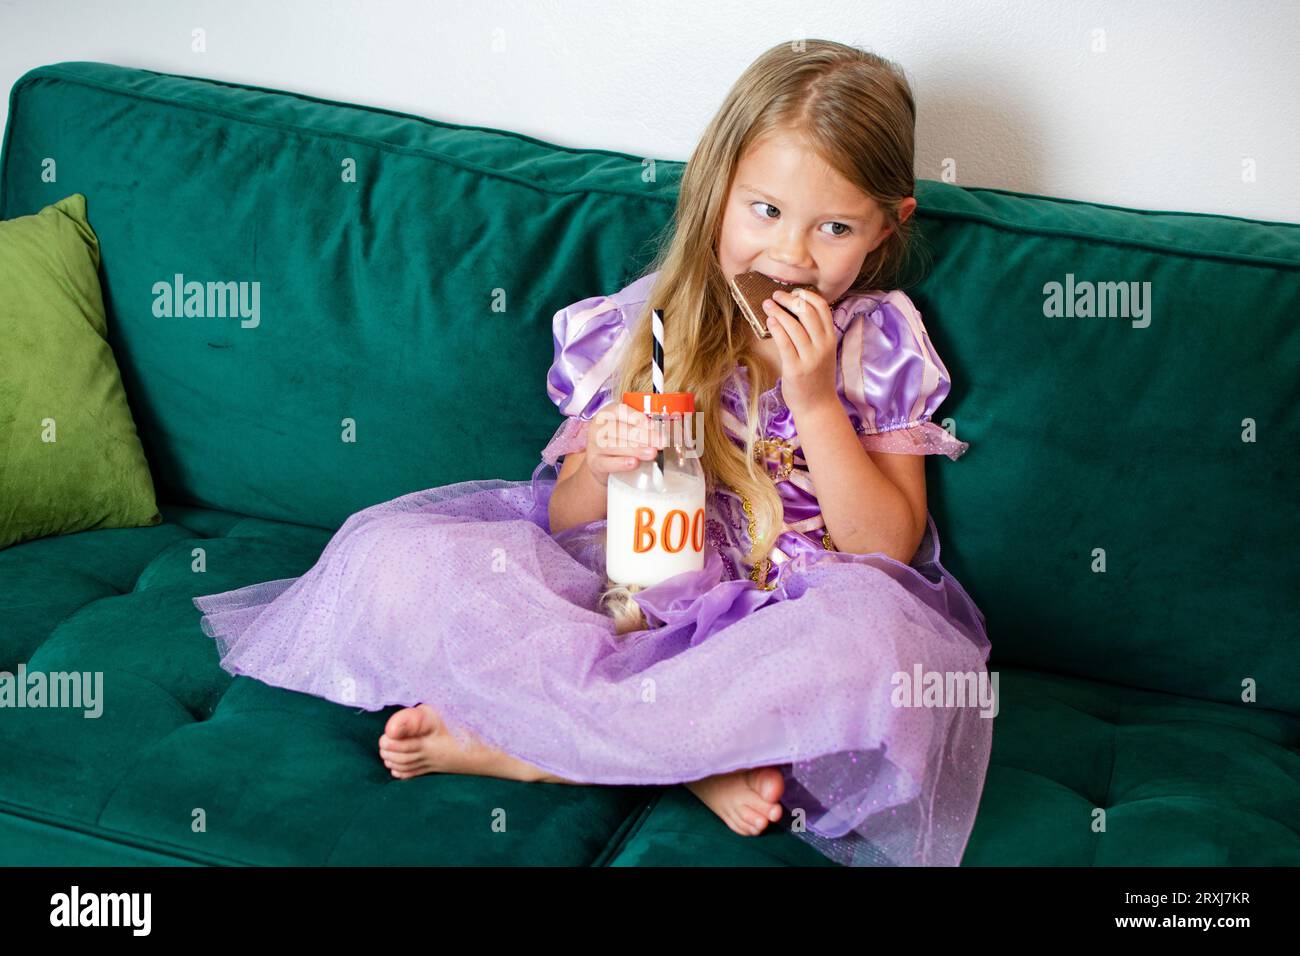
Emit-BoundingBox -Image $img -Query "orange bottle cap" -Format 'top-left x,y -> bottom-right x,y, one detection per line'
622,391 -> 695,416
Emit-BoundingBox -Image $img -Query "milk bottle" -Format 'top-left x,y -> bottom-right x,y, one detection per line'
606,391 -> 706,588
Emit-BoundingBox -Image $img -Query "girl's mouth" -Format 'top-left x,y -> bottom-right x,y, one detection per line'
760,271 -> 811,286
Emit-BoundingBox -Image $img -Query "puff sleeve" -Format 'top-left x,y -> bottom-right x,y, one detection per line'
540,293 -> 630,467
838,289 -> 970,460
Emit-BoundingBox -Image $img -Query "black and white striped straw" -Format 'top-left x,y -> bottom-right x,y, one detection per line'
651,308 -> 665,478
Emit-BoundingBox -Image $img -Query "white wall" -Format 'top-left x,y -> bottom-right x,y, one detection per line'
1,0 -> 1295,222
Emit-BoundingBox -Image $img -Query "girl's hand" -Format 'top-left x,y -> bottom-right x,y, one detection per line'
582,400 -> 668,486
764,287 -> 840,417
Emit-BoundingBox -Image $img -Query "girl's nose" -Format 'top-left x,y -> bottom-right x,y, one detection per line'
768,239 -> 809,270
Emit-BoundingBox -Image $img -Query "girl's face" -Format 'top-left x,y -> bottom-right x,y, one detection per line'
717,130 -> 915,309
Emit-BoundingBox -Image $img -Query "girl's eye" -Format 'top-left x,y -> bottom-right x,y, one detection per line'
748,201 -> 852,237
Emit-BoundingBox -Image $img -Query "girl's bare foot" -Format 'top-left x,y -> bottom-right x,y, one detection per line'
381,704 -> 785,837
685,767 -> 785,836
378,703 -> 574,783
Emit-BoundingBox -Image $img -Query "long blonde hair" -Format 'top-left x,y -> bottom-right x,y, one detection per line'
600,39 -> 924,634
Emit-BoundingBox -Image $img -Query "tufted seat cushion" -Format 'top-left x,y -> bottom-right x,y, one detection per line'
961,671 -> 1300,866
2,501 -> 1296,864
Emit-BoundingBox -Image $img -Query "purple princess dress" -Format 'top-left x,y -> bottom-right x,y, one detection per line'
192,269 -> 994,868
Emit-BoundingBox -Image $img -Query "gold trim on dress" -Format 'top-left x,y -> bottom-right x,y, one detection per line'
739,494 -> 776,590
738,431 -> 843,587
752,437 -> 796,482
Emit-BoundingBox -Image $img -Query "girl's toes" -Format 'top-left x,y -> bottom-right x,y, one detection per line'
748,766 -> 785,803
743,799 -> 775,826
379,734 -> 422,754
392,757 -> 433,779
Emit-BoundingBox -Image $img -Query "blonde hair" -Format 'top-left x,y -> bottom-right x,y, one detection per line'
601,39 -> 923,634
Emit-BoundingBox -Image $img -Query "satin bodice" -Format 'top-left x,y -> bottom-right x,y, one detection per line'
541,270 -> 971,589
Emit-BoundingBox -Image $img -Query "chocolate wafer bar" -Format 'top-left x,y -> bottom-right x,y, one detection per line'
729,270 -> 818,339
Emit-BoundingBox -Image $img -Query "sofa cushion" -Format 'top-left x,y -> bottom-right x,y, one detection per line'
959,668 -> 1300,866
2,502 -> 1295,865
913,187 -> 1300,714
598,667 -> 1300,866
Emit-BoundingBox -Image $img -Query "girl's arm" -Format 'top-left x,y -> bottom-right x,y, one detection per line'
796,400 -> 927,564
548,451 -> 608,534
765,287 -> 934,565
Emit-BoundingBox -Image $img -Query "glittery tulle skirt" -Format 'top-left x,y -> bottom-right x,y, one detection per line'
192,459 -> 994,867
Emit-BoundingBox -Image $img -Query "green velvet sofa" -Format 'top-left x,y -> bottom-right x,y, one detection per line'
1,61 -> 1297,867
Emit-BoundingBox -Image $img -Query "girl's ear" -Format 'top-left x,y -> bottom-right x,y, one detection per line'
896,196 -> 918,226
869,196 -> 916,252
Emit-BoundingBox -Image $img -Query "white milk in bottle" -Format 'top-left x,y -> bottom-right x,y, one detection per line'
606,391 -> 706,588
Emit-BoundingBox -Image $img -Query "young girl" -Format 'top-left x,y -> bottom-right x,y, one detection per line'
193,39 -> 993,867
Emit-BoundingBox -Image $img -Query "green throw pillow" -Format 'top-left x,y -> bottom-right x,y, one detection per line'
0,193 -> 160,550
